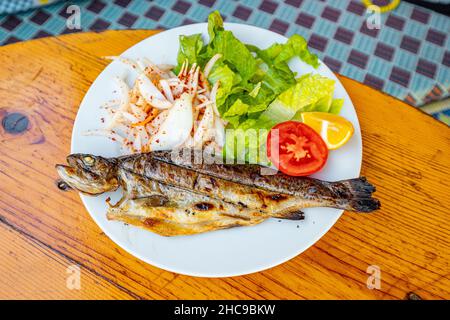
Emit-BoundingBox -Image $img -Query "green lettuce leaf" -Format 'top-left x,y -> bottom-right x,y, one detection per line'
329,98 -> 344,114
207,10 -> 224,40
223,99 -> 249,118
175,33 -> 204,73
261,74 -> 335,123
208,62 -> 242,108
210,30 -> 257,82
223,120 -> 271,164
269,34 -> 319,68
248,43 -> 296,95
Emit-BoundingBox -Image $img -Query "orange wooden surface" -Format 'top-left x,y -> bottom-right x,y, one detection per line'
0,30 -> 448,300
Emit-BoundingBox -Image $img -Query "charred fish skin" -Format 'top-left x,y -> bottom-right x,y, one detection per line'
117,168 -> 270,221
56,151 -> 380,213
119,154 -> 313,217
124,152 -> 380,212
108,170 -> 269,236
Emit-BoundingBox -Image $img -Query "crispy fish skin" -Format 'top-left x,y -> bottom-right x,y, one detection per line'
151,151 -> 380,212
118,168 -> 304,221
121,152 -> 380,212
109,170 -> 269,236
107,201 -> 267,237
56,151 -> 379,236
118,168 -> 270,220
120,155 -> 313,216
56,152 -> 379,213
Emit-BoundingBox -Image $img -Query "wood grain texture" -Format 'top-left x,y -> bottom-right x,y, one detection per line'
0,30 -> 448,300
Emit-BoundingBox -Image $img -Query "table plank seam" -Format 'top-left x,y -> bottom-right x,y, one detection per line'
0,214 -> 143,300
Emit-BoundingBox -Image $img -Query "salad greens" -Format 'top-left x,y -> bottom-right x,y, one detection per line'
175,11 -> 344,163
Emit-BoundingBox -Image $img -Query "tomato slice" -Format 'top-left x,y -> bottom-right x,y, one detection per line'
267,121 -> 328,176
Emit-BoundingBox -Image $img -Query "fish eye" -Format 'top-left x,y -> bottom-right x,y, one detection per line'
83,156 -> 95,166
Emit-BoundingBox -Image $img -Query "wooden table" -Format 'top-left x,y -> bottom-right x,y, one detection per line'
0,30 -> 448,300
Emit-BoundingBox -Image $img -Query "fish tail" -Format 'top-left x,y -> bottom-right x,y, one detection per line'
329,177 -> 380,212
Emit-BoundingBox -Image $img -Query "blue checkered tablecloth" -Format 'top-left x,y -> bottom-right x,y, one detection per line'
0,0 -> 449,124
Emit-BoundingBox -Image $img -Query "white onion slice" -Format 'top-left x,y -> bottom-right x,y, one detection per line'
129,103 -> 147,121
210,81 -> 220,117
159,79 -> 174,103
214,116 -> 226,147
104,56 -> 142,73
134,129 -> 142,151
138,127 -> 150,147
82,129 -> 125,143
195,100 -> 214,110
136,73 -> 172,109
203,53 -> 222,78
150,93 -> 193,151
193,104 -> 214,148
147,110 -> 168,135
105,77 -> 130,129
121,111 -> 139,123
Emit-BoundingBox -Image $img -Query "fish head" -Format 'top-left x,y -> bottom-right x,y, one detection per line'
66,154 -> 117,177
56,154 -> 119,195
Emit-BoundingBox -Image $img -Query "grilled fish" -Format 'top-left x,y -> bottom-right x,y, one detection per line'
108,170 -> 268,236
56,151 -> 379,236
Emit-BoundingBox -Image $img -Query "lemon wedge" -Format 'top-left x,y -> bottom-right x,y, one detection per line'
300,112 -> 354,150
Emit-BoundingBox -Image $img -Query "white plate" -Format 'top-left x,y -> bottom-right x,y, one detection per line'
71,23 -> 361,277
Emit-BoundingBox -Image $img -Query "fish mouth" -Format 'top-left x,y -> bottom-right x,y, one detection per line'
55,162 -> 119,195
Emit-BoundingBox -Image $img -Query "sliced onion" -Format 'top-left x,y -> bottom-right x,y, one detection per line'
121,111 -> 139,124
195,100 -> 214,110
136,73 -> 172,109
150,93 -> 193,151
147,110 -> 168,135
178,59 -> 188,78
159,79 -> 174,103
133,129 -> 142,151
136,73 -> 165,100
129,103 -> 147,121
214,116 -> 226,147
203,53 -> 222,78
138,127 -> 150,148
104,56 -> 142,73
210,80 -> 220,117
105,77 -> 130,129
188,66 -> 200,97
193,104 -> 214,148
82,129 -> 125,143
136,58 -> 150,71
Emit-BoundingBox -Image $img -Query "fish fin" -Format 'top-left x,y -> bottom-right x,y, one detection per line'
271,210 -> 305,220
346,198 -> 381,212
329,177 -> 380,212
333,177 -> 376,197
